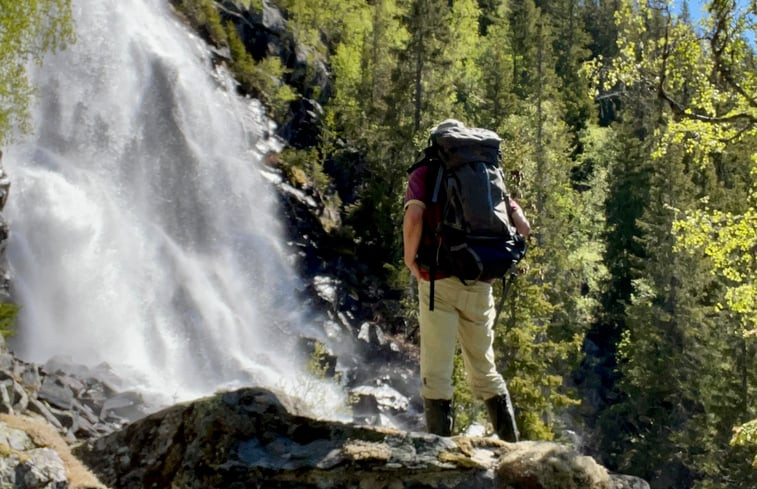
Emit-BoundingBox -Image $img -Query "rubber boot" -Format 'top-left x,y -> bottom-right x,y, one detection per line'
484,393 -> 519,442
423,398 -> 453,436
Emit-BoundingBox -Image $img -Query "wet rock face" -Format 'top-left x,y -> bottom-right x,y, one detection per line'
0,151 -> 11,303
209,0 -> 331,147
72,386 -> 648,489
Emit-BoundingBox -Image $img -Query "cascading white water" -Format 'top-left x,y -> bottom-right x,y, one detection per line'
4,0 -> 343,414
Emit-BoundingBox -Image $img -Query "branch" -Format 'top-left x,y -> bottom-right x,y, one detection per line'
716,60 -> 757,108
656,5 -> 756,125
719,124 -> 753,143
658,86 -> 757,124
594,91 -> 624,101
708,2 -> 757,108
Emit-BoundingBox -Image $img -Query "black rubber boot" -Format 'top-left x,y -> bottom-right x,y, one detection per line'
423,398 -> 453,436
484,393 -> 519,442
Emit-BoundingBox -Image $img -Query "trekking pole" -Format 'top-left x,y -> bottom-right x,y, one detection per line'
492,263 -> 519,326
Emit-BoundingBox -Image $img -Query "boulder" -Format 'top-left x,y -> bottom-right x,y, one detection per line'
496,441 -> 611,489
73,386 -> 645,489
0,415 -> 106,489
38,377 -> 75,411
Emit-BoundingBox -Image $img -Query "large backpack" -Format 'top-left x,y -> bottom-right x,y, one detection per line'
409,120 -> 526,310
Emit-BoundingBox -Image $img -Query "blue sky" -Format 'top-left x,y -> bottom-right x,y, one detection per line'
675,0 -> 756,44
676,0 -> 753,19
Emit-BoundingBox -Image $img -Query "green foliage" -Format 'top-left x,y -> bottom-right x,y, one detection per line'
174,0 -> 227,46
447,0 -> 485,117
474,19 -> 517,128
231,0 -> 263,11
0,0 -> 74,144
224,22 -> 298,121
606,0 -> 756,156
673,159 -> 757,336
451,350 -> 487,434
277,147 -> 330,196
543,0 -> 595,146
173,1 -> 298,121
388,0 -> 458,133
495,256 -> 583,441
596,2 -> 757,486
0,303 -> 19,338
507,0 -> 538,98
277,0 -> 370,55
307,340 -> 333,379
163,1 -> 757,485
731,419 -> 757,468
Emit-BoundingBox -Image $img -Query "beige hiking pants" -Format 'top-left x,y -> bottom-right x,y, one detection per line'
418,277 -> 508,400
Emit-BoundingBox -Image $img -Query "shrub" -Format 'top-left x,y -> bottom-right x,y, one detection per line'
0,303 -> 19,338
174,0 -> 227,47
225,22 -> 298,122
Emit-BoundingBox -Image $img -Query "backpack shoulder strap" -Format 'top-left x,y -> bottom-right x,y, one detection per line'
407,146 -> 443,311
407,145 -> 440,174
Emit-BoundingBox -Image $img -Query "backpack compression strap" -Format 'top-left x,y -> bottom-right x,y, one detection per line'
428,165 -> 444,311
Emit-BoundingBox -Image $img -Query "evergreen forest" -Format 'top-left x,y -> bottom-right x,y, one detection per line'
1,1 -> 755,488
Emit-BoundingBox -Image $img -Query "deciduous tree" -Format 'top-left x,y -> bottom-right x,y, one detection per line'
0,0 -> 74,144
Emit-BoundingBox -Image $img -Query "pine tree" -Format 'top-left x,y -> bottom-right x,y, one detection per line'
388,0 -> 456,134
472,1 -> 603,440
589,1 -> 757,485
448,0 -> 484,118
613,140 -> 715,486
507,0 -> 538,98
580,115 -> 653,469
537,0 -> 594,154
581,0 -> 621,126
473,1 -> 517,129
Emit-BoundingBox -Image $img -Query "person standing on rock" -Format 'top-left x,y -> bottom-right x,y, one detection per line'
402,119 -> 530,441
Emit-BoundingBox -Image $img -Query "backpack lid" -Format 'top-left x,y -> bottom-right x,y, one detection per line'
429,121 -> 501,168
431,118 -> 465,133
430,124 -> 501,147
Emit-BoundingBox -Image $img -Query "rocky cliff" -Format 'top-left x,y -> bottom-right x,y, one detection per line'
0,311 -> 650,489
0,161 -> 651,489
0,323 -> 649,489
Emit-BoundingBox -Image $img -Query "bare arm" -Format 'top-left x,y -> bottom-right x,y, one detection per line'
403,203 -> 424,280
511,209 -> 531,237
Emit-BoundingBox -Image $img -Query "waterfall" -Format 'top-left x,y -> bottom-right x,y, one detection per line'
3,0 -> 342,414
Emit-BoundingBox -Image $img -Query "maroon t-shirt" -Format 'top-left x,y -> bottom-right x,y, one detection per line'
404,165 -> 522,281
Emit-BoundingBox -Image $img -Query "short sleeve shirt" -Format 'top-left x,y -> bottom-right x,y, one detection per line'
404,165 -> 428,210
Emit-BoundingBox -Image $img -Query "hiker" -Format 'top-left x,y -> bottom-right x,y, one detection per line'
403,119 -> 530,441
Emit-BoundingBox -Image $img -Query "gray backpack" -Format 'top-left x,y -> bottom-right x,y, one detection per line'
410,120 -> 526,309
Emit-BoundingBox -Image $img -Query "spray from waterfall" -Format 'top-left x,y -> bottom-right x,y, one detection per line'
3,0 -> 344,416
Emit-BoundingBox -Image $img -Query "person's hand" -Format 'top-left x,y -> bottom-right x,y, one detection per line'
406,260 -> 421,281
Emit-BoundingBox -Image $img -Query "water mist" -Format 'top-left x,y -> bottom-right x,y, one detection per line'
3,0 -> 343,415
